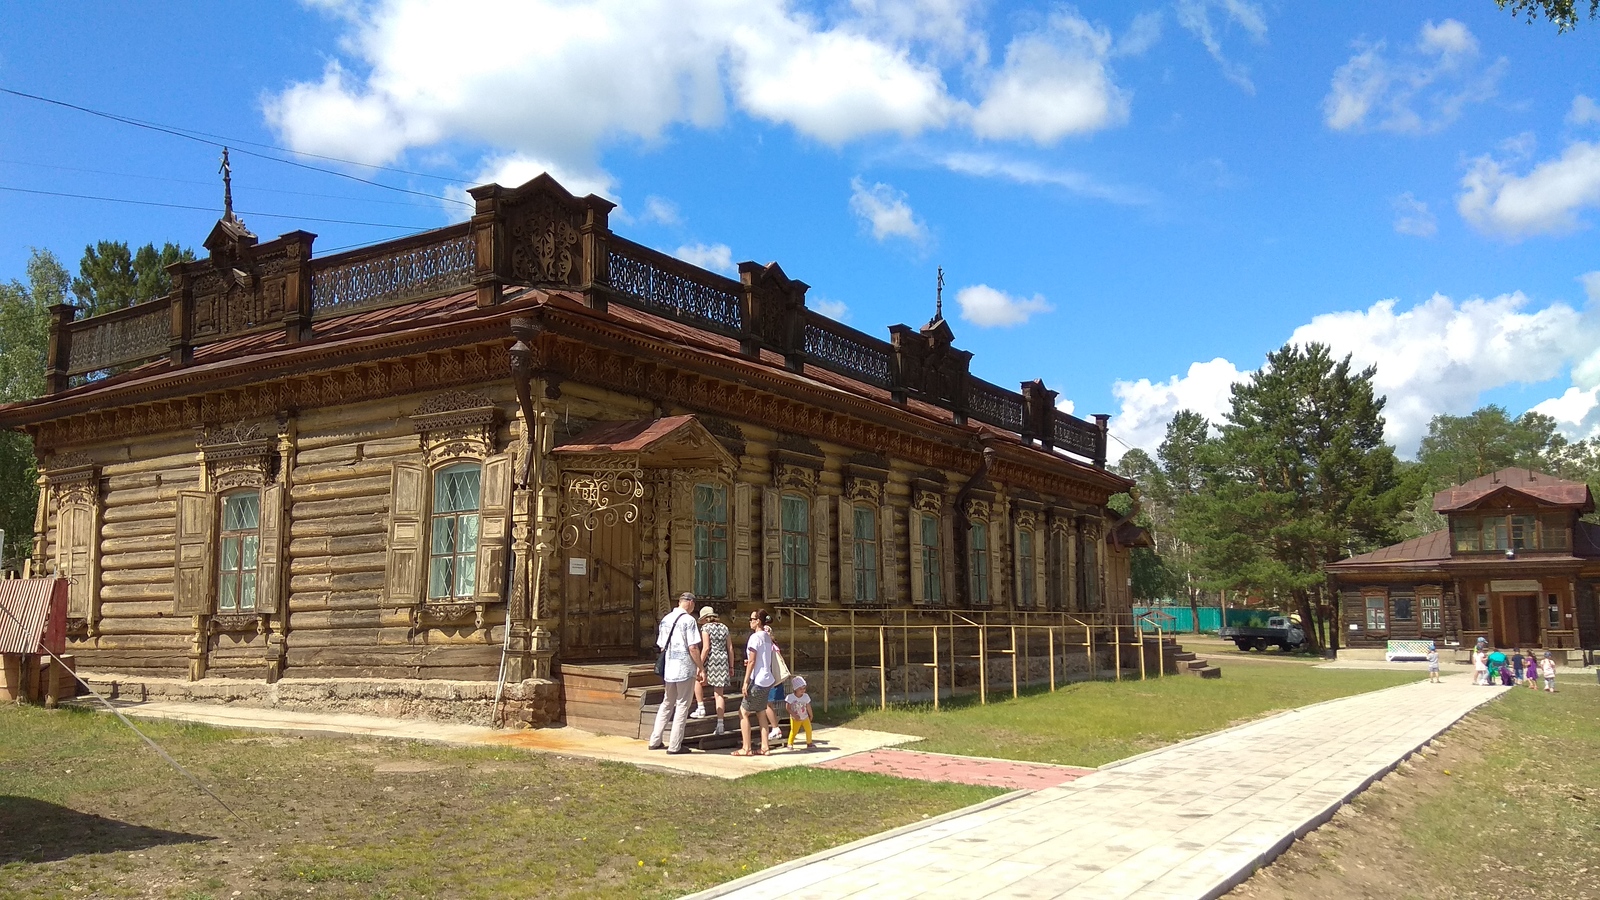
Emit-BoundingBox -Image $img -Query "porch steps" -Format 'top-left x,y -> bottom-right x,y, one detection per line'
559,661 -> 787,751
1147,637 -> 1222,679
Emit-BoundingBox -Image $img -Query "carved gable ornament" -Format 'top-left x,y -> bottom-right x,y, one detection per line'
47,461 -> 101,508
469,174 -> 616,289
410,391 -> 500,466
198,421 -> 279,491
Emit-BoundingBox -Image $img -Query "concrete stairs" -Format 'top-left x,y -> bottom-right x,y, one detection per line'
1146,637 -> 1222,679
560,661 -> 788,751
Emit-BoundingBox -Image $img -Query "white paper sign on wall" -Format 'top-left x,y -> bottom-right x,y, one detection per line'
568,558 -> 587,576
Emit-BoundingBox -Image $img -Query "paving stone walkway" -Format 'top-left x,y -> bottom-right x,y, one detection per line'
690,675 -> 1507,900
821,748 -> 1093,791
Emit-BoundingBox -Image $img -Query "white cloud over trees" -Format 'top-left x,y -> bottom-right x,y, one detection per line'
1322,19 -> 1502,134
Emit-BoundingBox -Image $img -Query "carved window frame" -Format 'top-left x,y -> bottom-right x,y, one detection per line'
1014,506 -> 1043,610
216,488 -> 264,614
839,471 -> 890,607
764,453 -> 829,606
1045,512 -> 1076,612
964,498 -> 993,607
910,485 -> 950,606
47,461 -> 101,633
692,477 -> 731,601
183,426 -> 284,634
427,461 -> 485,601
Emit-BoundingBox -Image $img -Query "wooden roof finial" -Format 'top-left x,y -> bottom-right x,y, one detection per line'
220,147 -> 235,221
935,266 -> 944,320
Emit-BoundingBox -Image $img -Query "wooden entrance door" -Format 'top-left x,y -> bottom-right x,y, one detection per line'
1496,594 -> 1540,647
561,517 -> 641,660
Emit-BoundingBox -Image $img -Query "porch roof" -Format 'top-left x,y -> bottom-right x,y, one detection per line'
552,415 -> 737,469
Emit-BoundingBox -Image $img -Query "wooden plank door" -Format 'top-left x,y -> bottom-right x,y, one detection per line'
1515,595 -> 1541,647
561,517 -> 641,660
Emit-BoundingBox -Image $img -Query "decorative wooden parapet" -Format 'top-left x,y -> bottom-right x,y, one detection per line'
738,261 -> 808,372
889,317 -> 972,424
307,223 -> 471,324
604,236 -> 743,337
468,173 -> 615,308
168,220 -> 317,363
1021,379 -> 1059,448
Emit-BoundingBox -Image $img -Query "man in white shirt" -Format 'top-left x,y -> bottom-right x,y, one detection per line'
648,592 -> 704,754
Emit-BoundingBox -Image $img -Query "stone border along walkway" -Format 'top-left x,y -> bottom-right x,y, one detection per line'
686,674 -> 1508,900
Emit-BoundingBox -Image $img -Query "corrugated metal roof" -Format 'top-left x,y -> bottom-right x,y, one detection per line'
1433,468 -> 1594,513
1327,530 -> 1452,569
0,578 -> 67,655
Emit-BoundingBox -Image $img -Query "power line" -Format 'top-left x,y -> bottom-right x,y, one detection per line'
0,157 -> 459,209
0,185 -> 433,230
0,87 -> 474,209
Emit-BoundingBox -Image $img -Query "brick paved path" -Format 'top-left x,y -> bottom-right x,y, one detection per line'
820,748 -> 1093,791
689,676 -> 1506,900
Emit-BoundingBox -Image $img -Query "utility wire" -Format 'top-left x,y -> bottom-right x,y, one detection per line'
0,157 -> 457,209
0,87 -> 473,208
0,185 -> 431,230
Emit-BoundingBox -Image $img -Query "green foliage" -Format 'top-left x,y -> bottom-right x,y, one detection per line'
0,250 -> 67,565
1129,546 -> 1180,601
1409,405 -> 1600,526
1496,0 -> 1599,31
70,240 -> 193,316
1180,344 -> 1402,651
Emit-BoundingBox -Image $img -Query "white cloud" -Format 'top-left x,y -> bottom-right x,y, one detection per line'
970,11 -> 1128,143
1114,11 -> 1163,58
938,152 -> 1153,205
674,242 -> 735,274
266,0 -> 1134,196
1055,396 -> 1076,416
1111,283 -> 1600,458
1322,19 -> 1503,134
1175,0 -> 1267,93
640,196 -> 680,226
1568,94 -> 1600,127
849,177 -> 928,243
1457,140 -> 1600,239
1392,191 -> 1437,237
1286,292 -> 1598,453
1109,358 -> 1246,459
812,297 -> 851,322
954,283 -> 1052,327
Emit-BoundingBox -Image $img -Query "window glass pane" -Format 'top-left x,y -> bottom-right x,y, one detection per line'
1477,594 -> 1490,628
1453,520 -> 1479,552
1366,597 -> 1386,629
241,534 -> 259,570
1543,516 -> 1570,550
458,514 -> 480,553
429,557 -> 452,599
219,572 -> 238,611
240,572 -> 257,610
434,465 -> 481,513
455,553 -> 477,597
694,484 -> 727,524
921,513 -> 939,549
1485,518 -> 1508,551
1392,596 -> 1413,621
220,535 -> 241,570
970,523 -> 989,602
1511,515 -> 1537,550
431,518 -> 456,555
781,495 -> 808,532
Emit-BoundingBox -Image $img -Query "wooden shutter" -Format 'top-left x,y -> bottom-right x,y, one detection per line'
812,496 -> 831,605
59,505 -> 93,618
763,487 -> 782,604
941,513 -> 957,606
733,482 -> 752,601
476,454 -> 512,604
1033,530 -> 1047,611
173,491 -> 214,615
670,478 -> 694,597
909,510 -> 926,605
878,505 -> 898,605
386,463 -> 427,605
989,519 -> 1006,610
258,484 -> 285,616
837,496 -> 855,605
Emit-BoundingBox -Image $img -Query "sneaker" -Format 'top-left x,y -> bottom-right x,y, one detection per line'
714,722 -> 726,735
768,727 -> 783,741
690,706 -> 707,719
667,746 -> 693,755
647,742 -> 666,750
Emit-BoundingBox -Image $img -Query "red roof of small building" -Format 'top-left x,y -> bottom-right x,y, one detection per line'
1327,530 -> 1452,569
1433,467 -> 1594,513
0,578 -> 68,656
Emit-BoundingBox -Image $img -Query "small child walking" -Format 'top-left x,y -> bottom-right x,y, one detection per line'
784,674 -> 814,750
1426,644 -> 1440,684
1525,653 -> 1538,690
1540,652 -> 1558,692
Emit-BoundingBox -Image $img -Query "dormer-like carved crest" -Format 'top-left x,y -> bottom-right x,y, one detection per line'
1015,508 -> 1041,532
963,498 -> 992,523
1048,513 -> 1076,538
199,420 -> 279,491
411,395 -> 500,467
773,461 -> 818,494
770,446 -> 822,494
511,190 -> 583,285
49,463 -> 100,508
845,476 -> 883,506
913,487 -> 943,515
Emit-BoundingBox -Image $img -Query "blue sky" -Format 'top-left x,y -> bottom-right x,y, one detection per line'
2,1 -> 1598,459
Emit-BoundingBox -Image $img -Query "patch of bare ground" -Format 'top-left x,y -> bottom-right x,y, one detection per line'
1230,684 -> 1600,900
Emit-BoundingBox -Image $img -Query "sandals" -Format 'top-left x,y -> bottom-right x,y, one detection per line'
730,748 -> 764,757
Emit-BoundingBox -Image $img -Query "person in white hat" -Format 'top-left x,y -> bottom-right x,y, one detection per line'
784,674 -> 814,750
691,605 -> 735,735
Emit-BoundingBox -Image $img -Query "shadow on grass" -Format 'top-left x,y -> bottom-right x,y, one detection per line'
0,796 -> 210,865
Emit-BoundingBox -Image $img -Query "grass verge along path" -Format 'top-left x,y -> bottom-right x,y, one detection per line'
0,706 -> 999,900
817,663 -> 1421,767
1231,680 -> 1600,900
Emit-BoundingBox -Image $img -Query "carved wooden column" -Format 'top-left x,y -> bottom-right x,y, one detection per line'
278,231 -> 316,344
1093,414 -> 1110,469
167,266 -> 194,366
45,303 -> 74,395
1021,380 -> 1059,450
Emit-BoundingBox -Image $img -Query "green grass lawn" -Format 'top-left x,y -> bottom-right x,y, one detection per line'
817,662 -> 1423,767
0,706 -> 999,900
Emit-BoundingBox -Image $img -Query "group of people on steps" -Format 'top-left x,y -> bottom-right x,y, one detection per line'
646,592 -> 815,756
1464,637 -> 1559,691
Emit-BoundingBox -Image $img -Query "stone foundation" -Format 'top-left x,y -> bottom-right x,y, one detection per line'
79,672 -> 562,728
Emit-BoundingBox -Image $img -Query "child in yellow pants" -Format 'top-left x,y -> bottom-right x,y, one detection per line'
785,674 -> 814,749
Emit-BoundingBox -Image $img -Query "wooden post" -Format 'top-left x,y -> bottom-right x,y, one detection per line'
878,626 -> 887,710
1138,620 -> 1147,682
902,609 -> 909,703
823,627 -> 831,712
1156,621 -> 1165,675
849,609 -> 857,706
1088,623 -> 1096,681
931,625 -> 940,711
1115,623 -> 1122,682
1010,626 -> 1019,698
977,623 -> 987,705
1048,627 -> 1056,691
46,303 -> 75,395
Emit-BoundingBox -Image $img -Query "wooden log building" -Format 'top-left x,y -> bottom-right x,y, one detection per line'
0,174 -> 1139,725
1328,467 -> 1600,664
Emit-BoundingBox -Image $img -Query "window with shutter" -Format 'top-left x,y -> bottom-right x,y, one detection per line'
1017,528 -> 1036,608
429,463 -> 482,600
921,512 -> 942,604
780,494 -> 810,601
693,483 -> 729,599
969,522 -> 990,605
217,490 -> 262,612
853,506 -> 878,604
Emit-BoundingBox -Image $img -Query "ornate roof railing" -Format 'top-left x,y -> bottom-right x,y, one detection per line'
310,223 -> 475,316
40,174 -> 1112,469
